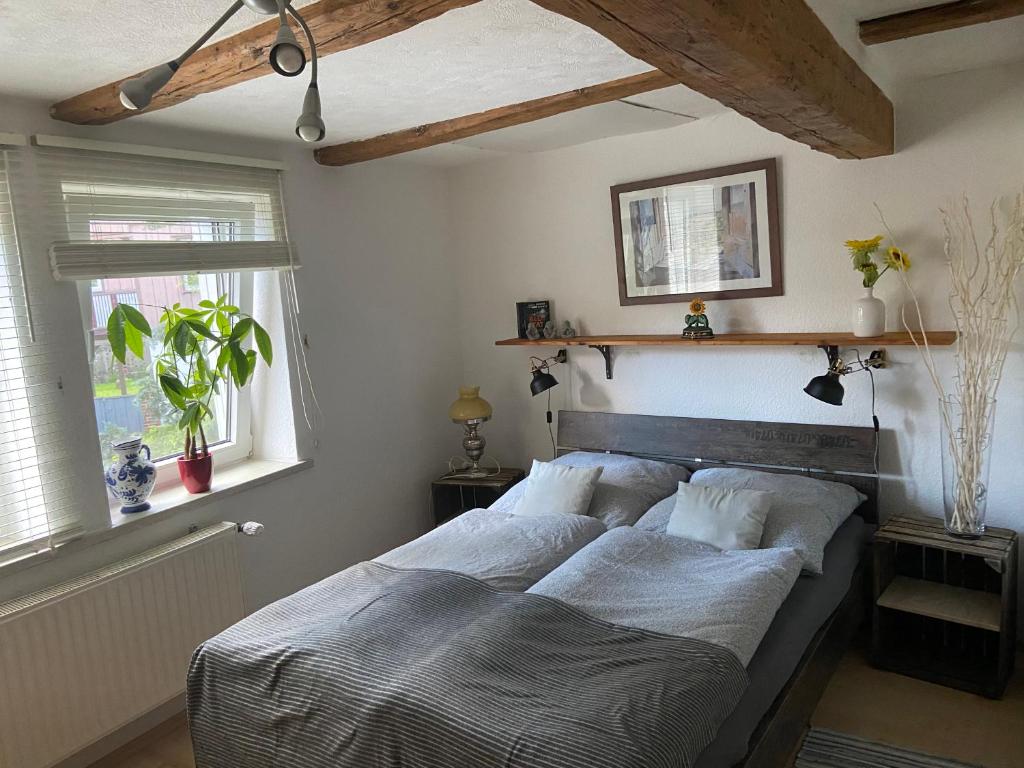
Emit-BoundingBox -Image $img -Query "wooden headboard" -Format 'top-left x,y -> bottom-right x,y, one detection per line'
556,411 -> 880,523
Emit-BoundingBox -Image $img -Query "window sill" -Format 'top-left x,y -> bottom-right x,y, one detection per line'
2,458 -> 312,578
107,457 -> 312,531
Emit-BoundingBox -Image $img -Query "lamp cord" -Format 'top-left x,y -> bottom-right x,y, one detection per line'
854,349 -> 881,476
546,387 -> 556,458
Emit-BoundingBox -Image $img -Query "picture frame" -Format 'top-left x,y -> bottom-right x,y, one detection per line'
611,158 -> 781,306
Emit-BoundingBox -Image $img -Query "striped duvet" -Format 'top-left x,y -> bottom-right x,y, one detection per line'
187,562 -> 748,768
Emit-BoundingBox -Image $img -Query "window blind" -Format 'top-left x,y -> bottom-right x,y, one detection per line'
0,147 -> 93,559
38,144 -> 297,280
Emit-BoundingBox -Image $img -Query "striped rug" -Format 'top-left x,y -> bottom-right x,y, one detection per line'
796,729 -> 984,768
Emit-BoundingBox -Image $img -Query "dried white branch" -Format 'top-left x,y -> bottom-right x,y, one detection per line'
896,194 -> 1024,533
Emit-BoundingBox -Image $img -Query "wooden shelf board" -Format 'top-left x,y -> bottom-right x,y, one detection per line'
877,576 -> 1001,632
495,331 -> 956,348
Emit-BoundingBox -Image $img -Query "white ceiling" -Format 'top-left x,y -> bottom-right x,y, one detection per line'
1,0 -> 1022,166
809,1 -> 1024,87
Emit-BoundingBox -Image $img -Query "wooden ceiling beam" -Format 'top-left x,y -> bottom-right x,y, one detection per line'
314,69 -> 678,166
859,0 -> 1024,45
50,0 -> 482,126
530,0 -> 894,159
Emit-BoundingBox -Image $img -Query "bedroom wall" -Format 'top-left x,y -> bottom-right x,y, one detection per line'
447,61 -> 1024,547
0,97 -> 463,611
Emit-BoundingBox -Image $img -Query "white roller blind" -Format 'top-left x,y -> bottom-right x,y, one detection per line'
0,147 -> 89,558
38,144 -> 296,280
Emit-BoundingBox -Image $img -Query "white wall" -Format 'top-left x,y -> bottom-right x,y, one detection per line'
0,98 -> 462,611
447,62 -> 1024,545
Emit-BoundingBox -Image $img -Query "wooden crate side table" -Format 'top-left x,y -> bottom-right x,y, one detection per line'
430,468 -> 525,527
871,515 -> 1018,698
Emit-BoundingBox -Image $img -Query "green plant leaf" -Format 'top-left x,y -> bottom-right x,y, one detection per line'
173,321 -> 192,358
159,374 -> 188,410
124,320 -> 144,359
185,317 -> 219,343
253,322 -> 273,366
215,310 -> 230,336
228,342 -> 249,387
199,299 -> 216,309
178,402 -> 200,431
107,307 -> 127,363
118,304 -> 152,337
230,317 -> 253,343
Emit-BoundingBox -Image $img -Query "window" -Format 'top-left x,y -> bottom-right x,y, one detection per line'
37,139 -> 296,495
86,272 -> 254,475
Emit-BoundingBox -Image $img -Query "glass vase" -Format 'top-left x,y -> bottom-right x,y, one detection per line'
940,395 -> 995,538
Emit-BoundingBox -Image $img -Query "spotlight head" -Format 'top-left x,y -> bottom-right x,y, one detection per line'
241,0 -> 281,13
295,84 -> 326,142
270,22 -> 306,77
118,62 -> 178,110
530,369 -> 559,397
804,372 -> 845,406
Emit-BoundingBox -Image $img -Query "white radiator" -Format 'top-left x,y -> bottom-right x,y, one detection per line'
0,522 -> 246,768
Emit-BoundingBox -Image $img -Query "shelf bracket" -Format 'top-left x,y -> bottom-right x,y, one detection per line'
588,344 -> 613,379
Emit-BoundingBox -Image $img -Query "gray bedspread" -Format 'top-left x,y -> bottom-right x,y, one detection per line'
530,528 -> 803,666
374,507 -> 605,591
188,562 -> 747,768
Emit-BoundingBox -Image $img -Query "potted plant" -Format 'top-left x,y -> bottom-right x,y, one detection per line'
843,235 -> 911,337
106,294 -> 273,493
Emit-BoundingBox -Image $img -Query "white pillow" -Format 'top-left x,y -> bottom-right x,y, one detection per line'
490,452 -> 690,528
690,468 -> 866,574
665,482 -> 772,550
514,460 -> 603,518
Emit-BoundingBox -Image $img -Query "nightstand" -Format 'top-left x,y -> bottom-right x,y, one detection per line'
871,515 -> 1018,698
430,468 -> 525,527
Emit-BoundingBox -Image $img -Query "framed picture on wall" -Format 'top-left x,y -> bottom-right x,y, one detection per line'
611,158 -> 781,305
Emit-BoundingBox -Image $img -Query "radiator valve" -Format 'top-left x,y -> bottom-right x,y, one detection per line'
238,521 -> 265,536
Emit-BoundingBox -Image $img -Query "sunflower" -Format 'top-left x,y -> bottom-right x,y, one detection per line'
689,298 -> 706,315
884,246 -> 911,271
845,235 -> 884,254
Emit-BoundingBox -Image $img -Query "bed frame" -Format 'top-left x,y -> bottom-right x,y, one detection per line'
556,411 -> 878,768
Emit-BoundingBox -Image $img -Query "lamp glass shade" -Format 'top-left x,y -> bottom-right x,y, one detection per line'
295,84 -> 326,142
804,372 -> 845,406
119,63 -> 176,110
530,370 -> 558,397
448,386 -> 492,423
269,24 -> 306,76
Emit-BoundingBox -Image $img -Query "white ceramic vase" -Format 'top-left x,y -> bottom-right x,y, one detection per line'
852,286 -> 885,337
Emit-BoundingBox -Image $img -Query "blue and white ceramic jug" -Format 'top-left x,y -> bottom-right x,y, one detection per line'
104,438 -> 157,513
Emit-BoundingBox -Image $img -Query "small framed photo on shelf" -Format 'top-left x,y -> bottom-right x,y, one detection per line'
516,300 -> 552,339
611,158 -> 782,306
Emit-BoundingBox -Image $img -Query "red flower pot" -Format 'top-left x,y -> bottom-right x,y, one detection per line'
177,454 -> 213,494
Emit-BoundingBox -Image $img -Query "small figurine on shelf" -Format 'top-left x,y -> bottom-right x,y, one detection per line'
542,320 -> 558,339
681,298 -> 714,339
526,322 -> 542,340
560,320 -> 577,338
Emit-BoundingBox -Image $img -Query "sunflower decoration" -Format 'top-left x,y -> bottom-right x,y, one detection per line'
884,246 -> 911,271
682,297 -> 714,339
843,234 -> 910,287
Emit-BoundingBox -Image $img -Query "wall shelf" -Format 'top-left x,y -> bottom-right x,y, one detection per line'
495,331 -> 956,379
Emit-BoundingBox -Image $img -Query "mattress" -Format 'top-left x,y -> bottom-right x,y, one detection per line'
373,507 -> 605,591
694,514 -> 869,768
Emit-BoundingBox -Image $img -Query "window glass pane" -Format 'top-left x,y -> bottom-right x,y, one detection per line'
88,272 -> 235,463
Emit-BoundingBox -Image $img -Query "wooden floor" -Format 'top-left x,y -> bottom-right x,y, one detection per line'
812,647 -> 1024,768
89,646 -> 1024,768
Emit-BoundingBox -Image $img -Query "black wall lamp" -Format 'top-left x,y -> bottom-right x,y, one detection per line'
529,351 -> 566,396
529,350 -> 567,455
804,345 -> 886,406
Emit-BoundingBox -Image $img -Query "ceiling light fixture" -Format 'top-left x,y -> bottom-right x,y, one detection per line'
119,0 -> 325,143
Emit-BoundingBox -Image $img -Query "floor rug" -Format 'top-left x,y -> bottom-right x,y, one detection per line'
796,728 -> 984,768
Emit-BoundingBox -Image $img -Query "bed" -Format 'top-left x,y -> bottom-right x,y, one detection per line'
187,411 -> 878,768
